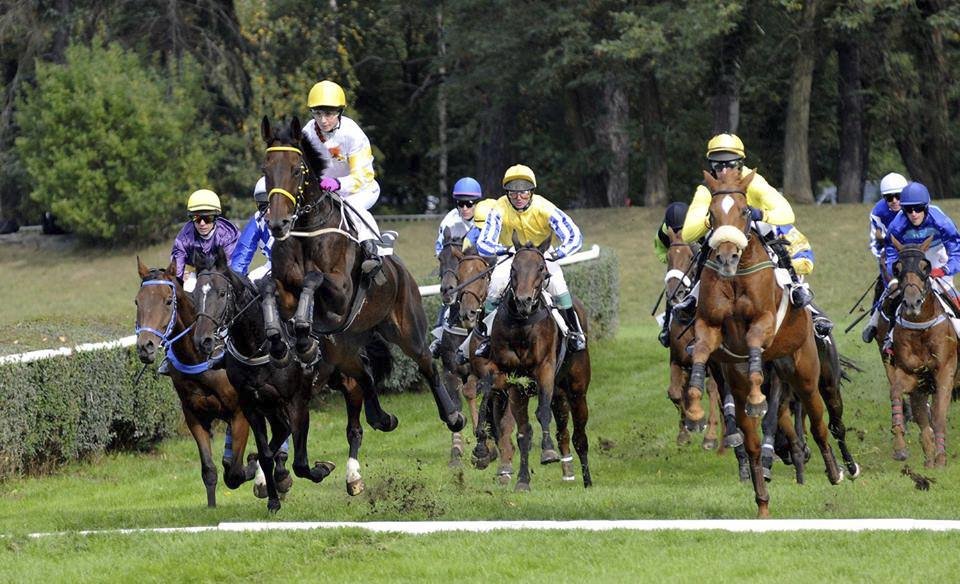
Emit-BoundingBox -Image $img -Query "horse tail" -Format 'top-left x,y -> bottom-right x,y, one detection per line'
364,334 -> 393,386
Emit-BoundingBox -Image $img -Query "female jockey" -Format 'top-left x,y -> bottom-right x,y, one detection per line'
302,79 -> 384,279
474,164 -> 585,355
171,189 -> 239,294
874,181 -> 960,350
229,176 -> 274,281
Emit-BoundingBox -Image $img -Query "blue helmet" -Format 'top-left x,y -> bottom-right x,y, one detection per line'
452,177 -> 482,201
900,182 -> 930,206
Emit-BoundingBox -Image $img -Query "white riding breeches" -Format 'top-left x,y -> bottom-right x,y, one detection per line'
342,192 -> 380,243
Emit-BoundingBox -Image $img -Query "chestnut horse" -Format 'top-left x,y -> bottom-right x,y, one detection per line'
134,258 -> 258,507
884,236 -> 958,467
191,250 -> 343,511
259,116 -> 465,449
483,235 -> 592,490
687,170 -> 842,517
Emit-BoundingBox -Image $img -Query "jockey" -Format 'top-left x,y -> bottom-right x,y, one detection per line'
874,181 -> 960,349
229,176 -> 274,281
434,177 -> 484,256
301,79 -> 384,280
171,189 -> 240,294
680,133 -> 813,309
474,164 -> 585,355
655,202 -> 690,347
860,172 -> 907,341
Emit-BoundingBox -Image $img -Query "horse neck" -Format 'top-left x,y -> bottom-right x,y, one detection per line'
230,287 -> 267,354
171,288 -> 204,365
296,185 -> 340,231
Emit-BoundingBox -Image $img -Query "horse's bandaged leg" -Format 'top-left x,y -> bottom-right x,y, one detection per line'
689,363 -> 706,392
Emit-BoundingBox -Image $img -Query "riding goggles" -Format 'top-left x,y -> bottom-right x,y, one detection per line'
883,193 -> 901,202
311,108 -> 341,119
709,159 -> 744,173
456,200 -> 475,208
191,214 -> 218,224
903,204 -> 927,215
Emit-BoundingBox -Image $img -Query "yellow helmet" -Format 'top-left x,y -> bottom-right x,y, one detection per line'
307,80 -> 346,109
502,164 -> 537,191
186,189 -> 222,213
706,133 -> 746,161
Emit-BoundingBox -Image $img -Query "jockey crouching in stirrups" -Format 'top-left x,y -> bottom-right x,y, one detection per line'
473,164 -> 586,357
676,133 -> 833,336
878,181 -> 960,352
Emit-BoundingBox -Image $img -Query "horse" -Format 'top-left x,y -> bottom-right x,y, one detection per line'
190,249 -> 343,511
482,234 -> 592,490
687,170 -> 842,517
662,226 -> 721,449
259,116 -> 465,443
436,232 -> 497,467
134,258 -> 258,507
883,236 -> 958,467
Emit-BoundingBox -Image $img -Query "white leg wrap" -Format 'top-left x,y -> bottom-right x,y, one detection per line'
346,457 -> 362,483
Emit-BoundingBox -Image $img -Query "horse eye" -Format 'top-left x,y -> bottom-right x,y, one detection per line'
293,166 -> 301,177
219,291 -> 227,298
165,297 -> 173,306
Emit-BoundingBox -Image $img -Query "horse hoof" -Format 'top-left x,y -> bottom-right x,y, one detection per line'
497,468 -> 512,486
847,463 -> 861,479
676,430 -> 691,446
723,433 -> 744,448
312,461 -> 336,483
276,473 -> 293,494
448,457 -> 463,469
297,344 -> 318,366
374,414 -> 399,433
762,466 -> 772,483
892,449 -> 909,461
745,400 -> 768,419
346,479 -> 365,496
267,498 -> 281,513
514,481 -> 531,492
701,438 -> 718,451
445,412 -> 466,433
561,460 -> 575,481
253,482 -> 269,499
540,449 -> 561,465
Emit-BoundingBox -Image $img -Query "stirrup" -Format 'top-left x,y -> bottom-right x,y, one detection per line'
568,332 -> 586,352
658,325 -> 670,348
475,338 -> 490,358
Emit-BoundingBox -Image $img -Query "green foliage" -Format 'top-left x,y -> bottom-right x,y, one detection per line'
15,42 -> 217,244
0,348 -> 180,479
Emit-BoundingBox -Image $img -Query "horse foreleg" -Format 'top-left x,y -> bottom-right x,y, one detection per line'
908,390 -> 935,467
535,362 -> 559,465
702,376 -> 721,450
760,369 -> 783,482
688,323 -> 721,420
223,412 -> 257,489
819,361 -> 860,478
551,385 -> 574,481
290,395 -> 335,484
472,373 -> 495,469
745,317 -> 775,418
356,352 -> 398,432
183,408 -> 218,508
734,394 -> 769,518
495,375 -> 516,484
668,361 -> 690,445
292,272 -> 323,364
510,387 -> 534,492
246,409 -> 281,512
789,339 -> 842,485
260,278 -> 291,368
446,368 -> 467,467
889,367 -> 916,461
341,376 -> 366,496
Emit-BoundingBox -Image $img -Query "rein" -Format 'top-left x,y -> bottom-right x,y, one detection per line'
135,279 -> 221,374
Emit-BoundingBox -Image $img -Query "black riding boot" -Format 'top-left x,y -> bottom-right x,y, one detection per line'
658,311 -> 671,348
473,318 -> 491,359
563,307 -> 587,351
360,240 -> 384,284
770,238 -> 812,308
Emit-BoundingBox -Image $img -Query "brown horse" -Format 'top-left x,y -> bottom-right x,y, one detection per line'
134,258 -> 258,507
884,236 -> 958,467
662,227 -> 721,448
436,235 -> 497,467
688,170 -> 842,517
483,235 -> 592,490
259,117 -> 464,446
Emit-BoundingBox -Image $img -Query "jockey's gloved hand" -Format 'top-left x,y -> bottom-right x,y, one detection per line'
548,250 -> 565,262
497,248 -> 513,257
747,206 -> 763,222
931,267 -> 946,278
319,177 -> 341,192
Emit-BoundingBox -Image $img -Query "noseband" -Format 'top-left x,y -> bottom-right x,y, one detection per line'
135,278 -> 220,373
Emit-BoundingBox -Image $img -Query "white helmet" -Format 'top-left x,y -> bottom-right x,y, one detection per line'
253,176 -> 267,204
879,172 -> 908,195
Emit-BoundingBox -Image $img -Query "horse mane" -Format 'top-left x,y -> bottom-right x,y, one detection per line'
298,130 -> 327,177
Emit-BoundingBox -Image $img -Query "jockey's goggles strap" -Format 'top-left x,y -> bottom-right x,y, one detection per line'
270,187 -> 297,205
266,146 -> 304,155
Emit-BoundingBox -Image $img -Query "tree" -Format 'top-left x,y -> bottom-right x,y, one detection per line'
16,42 -> 216,243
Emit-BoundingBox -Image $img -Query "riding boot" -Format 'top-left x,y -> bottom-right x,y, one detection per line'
861,310 -> 880,343
813,315 -> 834,338
474,320 -> 491,359
360,240 -> 385,284
658,311 -> 671,348
563,307 -> 587,351
790,283 -> 813,308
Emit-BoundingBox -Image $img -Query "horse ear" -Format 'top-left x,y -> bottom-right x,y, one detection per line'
511,229 -> 522,249
443,226 -> 452,240
451,246 -> 463,260
891,234 -> 903,251
739,170 -> 756,191
166,257 -> 177,277
215,247 -> 228,270
291,116 -> 302,142
537,236 -> 551,254
137,256 -> 149,279
921,235 -> 934,251
261,116 -> 272,144
702,170 -> 717,192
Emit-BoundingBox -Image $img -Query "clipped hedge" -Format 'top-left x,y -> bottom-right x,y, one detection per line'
0,349 -> 180,479
382,246 -> 620,392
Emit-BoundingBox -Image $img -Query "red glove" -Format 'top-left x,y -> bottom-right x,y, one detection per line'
931,267 -> 946,278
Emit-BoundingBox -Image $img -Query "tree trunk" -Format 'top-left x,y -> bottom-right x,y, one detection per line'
711,16 -> 746,135
563,87 -> 606,206
915,0 -> 952,197
836,38 -> 865,203
782,0 -> 819,204
638,70 -> 668,207
436,4 -> 448,210
595,78 -> 630,207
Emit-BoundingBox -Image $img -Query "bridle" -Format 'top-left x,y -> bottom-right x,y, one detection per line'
195,270 -> 269,365
507,246 -> 549,317
135,278 -> 221,374
665,241 -> 696,305
707,187 -> 752,252
456,255 -> 492,310
265,144 -> 341,238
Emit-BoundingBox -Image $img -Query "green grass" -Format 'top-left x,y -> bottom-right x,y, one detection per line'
3,204 -> 960,578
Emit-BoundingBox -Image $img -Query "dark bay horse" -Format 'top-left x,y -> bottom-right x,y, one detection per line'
191,249 -> 339,511
688,170 -> 842,517
259,116 -> 465,445
884,236 -> 958,467
436,234 -> 496,467
662,227 -> 721,448
134,258 -> 258,507
483,235 -> 592,490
